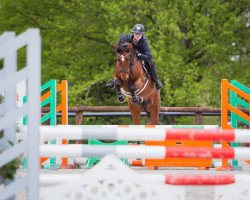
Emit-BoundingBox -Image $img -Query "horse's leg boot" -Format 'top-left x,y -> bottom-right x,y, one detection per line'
132,96 -> 144,104
117,91 -> 125,103
106,79 -> 122,89
105,81 -> 115,88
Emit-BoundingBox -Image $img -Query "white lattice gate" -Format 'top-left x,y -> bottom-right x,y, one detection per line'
0,29 -> 41,199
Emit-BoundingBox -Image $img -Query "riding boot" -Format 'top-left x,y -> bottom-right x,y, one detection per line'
148,65 -> 163,90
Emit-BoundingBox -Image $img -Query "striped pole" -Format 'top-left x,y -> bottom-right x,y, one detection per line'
147,174 -> 236,185
40,145 -> 250,160
35,126 -> 250,143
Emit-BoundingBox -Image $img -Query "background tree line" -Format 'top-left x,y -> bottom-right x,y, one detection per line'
0,0 -> 249,124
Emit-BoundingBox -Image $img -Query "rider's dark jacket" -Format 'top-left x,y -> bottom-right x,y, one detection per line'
121,34 -> 153,64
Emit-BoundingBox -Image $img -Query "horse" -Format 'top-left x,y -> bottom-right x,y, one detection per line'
107,42 -> 161,125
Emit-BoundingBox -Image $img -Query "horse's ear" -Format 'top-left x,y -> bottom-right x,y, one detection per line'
113,44 -> 118,50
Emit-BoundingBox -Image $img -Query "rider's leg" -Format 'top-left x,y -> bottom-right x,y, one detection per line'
145,60 -> 163,90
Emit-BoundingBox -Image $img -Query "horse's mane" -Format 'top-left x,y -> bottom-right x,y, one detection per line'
117,34 -> 132,52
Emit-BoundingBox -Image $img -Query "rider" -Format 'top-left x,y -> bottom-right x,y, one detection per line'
118,24 -> 163,90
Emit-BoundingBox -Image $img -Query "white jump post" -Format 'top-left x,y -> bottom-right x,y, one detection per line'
0,29 -> 41,200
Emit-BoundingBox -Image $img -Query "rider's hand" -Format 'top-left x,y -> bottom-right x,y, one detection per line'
135,49 -> 141,58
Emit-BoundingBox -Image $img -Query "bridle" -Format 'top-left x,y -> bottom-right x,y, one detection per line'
117,52 -> 130,61
116,49 -> 134,73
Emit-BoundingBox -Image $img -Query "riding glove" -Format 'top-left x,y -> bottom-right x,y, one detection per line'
135,49 -> 142,58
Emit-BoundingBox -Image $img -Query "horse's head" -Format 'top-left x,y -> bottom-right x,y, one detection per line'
114,42 -> 134,81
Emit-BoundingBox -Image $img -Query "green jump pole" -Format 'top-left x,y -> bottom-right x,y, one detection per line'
230,80 -> 250,169
23,79 -> 57,169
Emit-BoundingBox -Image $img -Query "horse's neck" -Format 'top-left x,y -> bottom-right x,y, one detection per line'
130,60 -> 146,82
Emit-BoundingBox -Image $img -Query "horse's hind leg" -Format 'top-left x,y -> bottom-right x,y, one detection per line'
128,100 -> 143,125
146,92 -> 160,125
145,111 -> 152,125
147,112 -> 158,125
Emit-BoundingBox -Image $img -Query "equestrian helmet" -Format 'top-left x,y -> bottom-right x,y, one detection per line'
132,24 -> 145,33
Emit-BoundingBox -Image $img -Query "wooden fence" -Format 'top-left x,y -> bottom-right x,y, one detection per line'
41,106 -> 236,125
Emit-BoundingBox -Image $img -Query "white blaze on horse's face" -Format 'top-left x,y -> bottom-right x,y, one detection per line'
121,55 -> 125,62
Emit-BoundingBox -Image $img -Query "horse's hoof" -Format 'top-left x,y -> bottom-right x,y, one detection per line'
117,95 -> 125,103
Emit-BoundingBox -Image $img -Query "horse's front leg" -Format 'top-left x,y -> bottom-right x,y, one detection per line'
129,83 -> 143,104
115,81 -> 126,103
106,79 -> 125,103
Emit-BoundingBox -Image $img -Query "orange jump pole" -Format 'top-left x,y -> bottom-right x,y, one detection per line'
220,79 -> 232,170
56,80 -> 69,168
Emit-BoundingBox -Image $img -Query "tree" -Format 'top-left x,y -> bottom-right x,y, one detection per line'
0,0 -> 249,124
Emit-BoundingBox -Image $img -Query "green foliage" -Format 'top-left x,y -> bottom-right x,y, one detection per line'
0,95 -> 3,104
0,0 -> 250,124
0,137 -> 20,180
0,70 -> 19,181
0,92 -> 3,140
0,157 -> 20,180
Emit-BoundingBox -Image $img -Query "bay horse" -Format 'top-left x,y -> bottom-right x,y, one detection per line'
107,42 -> 160,125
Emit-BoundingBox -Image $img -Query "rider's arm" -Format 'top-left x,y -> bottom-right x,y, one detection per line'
139,39 -> 152,61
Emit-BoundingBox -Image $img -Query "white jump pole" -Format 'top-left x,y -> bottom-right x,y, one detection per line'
21,126 -> 250,143
40,145 -> 250,160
